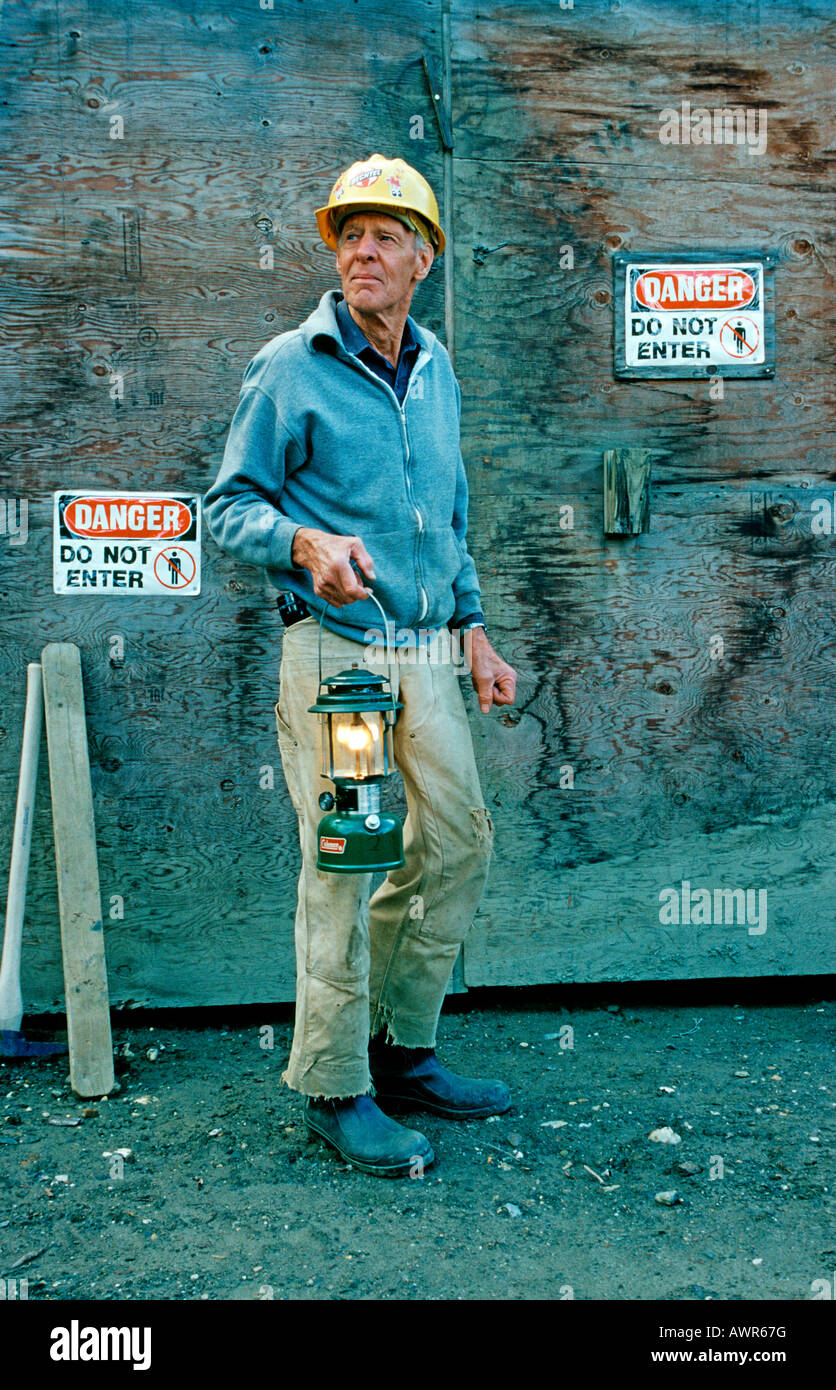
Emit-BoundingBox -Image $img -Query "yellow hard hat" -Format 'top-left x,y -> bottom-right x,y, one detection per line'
315,154 -> 445,255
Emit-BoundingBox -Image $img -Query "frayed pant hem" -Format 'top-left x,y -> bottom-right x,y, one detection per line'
370,1003 -> 438,1051
281,1065 -> 374,1102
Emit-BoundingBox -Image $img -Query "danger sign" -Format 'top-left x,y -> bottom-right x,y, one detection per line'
614,252 -> 774,379
53,491 -> 201,595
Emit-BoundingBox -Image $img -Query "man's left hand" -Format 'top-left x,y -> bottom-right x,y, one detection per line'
465,629 -> 518,714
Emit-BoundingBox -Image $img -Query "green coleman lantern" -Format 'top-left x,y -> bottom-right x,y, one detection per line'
308,590 -> 404,874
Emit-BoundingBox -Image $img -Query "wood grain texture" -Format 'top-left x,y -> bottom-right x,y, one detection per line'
0,0 -> 448,1008
41,643 -> 114,1094
1,0 -> 835,1007
450,0 -> 836,986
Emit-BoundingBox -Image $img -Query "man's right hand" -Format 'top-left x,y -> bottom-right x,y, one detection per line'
291,527 -> 377,607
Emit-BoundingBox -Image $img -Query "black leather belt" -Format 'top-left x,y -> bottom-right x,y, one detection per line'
276,591 -> 311,628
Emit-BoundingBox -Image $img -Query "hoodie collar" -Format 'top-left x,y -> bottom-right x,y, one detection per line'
301,288 -> 436,359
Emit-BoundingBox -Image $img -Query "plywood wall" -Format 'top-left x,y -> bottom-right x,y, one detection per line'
1,0 -> 834,1009
452,0 -> 836,985
0,0 -> 446,1009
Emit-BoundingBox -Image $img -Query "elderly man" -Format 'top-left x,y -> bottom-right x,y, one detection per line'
204,155 -> 518,1177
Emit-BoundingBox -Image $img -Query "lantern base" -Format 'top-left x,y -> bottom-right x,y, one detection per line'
316,809 -> 404,874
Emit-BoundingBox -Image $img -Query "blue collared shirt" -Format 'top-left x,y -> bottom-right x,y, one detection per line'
336,296 -> 420,405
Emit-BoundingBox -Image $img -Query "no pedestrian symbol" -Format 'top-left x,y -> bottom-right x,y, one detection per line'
154,546 -> 197,589
719,314 -> 759,358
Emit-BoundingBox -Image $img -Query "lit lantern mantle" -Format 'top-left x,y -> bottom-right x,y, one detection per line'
308,595 -> 404,874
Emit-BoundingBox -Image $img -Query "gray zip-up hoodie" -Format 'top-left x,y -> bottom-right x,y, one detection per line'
203,289 -> 483,646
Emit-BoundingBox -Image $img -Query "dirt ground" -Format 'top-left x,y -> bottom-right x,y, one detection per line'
1,984 -> 833,1302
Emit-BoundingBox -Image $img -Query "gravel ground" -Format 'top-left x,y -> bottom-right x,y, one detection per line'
1,986 -> 833,1302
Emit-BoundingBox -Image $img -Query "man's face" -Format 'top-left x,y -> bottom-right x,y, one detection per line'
335,211 -> 433,316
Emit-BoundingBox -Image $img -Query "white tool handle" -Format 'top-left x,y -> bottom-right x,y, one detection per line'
0,663 -> 43,1032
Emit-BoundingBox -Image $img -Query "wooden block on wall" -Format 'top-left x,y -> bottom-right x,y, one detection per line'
41,643 -> 114,1098
603,448 -> 652,535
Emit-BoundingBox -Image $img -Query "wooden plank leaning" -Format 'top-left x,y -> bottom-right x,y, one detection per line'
41,642 -> 114,1097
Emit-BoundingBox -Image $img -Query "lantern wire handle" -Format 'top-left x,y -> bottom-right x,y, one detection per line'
316,579 -> 397,716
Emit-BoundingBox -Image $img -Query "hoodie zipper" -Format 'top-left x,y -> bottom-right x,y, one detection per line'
337,343 -> 431,627
397,393 -> 428,623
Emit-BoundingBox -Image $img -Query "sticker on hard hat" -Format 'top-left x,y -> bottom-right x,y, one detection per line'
349,167 -> 381,189
320,836 -> 347,854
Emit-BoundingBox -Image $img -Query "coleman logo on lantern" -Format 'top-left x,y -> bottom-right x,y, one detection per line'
308,585 -> 405,875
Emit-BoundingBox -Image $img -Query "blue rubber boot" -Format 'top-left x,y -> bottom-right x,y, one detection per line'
369,1034 -> 512,1119
304,1092 -> 434,1177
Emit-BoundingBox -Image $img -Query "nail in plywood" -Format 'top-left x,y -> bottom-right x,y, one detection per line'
603,448 -> 652,535
41,643 -> 114,1097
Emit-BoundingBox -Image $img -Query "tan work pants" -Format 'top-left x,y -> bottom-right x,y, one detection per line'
273,616 -> 494,1099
